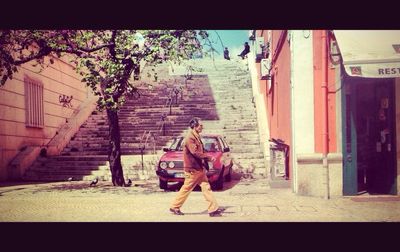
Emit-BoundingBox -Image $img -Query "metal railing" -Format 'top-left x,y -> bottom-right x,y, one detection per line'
136,73 -> 189,163
139,130 -> 156,171
158,114 -> 167,136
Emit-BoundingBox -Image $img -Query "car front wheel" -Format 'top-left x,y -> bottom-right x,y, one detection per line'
212,167 -> 224,190
225,165 -> 232,182
159,179 -> 168,190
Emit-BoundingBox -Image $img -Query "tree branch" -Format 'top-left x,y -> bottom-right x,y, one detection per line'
1,45 -> 51,66
109,30 -> 117,59
77,43 -> 113,53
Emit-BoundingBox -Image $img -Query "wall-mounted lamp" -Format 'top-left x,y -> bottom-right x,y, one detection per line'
330,40 -> 341,56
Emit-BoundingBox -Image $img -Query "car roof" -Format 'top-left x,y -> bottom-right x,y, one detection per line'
202,133 -> 221,137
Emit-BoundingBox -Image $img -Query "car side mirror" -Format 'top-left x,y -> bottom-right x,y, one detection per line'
163,148 -> 170,152
223,147 -> 230,152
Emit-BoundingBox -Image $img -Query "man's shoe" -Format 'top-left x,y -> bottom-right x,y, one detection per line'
209,209 -> 222,217
218,207 -> 226,212
169,208 -> 184,215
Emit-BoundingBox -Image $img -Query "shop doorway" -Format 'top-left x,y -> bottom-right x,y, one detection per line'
342,76 -> 397,195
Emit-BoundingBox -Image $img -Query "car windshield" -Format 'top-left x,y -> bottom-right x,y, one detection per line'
168,136 -> 221,152
169,137 -> 184,151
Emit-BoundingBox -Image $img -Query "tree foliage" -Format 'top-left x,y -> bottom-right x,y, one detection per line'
0,30 -> 211,111
0,29 -> 217,186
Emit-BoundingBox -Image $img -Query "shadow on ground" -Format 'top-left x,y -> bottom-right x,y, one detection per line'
181,205 -> 236,216
0,171 -> 255,196
3,180 -> 162,196
162,171 -> 243,192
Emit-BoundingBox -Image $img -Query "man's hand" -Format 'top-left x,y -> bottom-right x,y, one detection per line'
209,156 -> 216,162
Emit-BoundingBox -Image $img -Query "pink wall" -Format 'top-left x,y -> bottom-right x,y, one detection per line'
266,30 -> 293,179
312,30 -> 337,153
0,56 -> 90,180
252,30 -> 339,188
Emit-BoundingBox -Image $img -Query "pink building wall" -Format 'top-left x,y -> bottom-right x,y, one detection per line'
254,30 -> 338,182
266,30 -> 293,179
0,56 -> 91,180
312,30 -> 338,154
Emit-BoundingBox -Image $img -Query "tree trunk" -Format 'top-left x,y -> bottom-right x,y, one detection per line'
106,109 -> 126,186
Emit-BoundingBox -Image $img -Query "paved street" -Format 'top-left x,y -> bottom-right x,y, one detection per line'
0,177 -> 399,222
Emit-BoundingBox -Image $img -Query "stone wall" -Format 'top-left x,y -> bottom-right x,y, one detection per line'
296,153 -> 343,197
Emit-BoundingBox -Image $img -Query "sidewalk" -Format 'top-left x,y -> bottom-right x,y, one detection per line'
0,178 -> 399,222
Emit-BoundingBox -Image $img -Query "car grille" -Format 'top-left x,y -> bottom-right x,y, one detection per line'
170,161 -> 183,168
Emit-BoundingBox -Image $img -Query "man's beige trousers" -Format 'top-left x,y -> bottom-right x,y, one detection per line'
170,169 -> 219,213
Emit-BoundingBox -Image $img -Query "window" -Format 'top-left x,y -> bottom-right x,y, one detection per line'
24,76 -> 44,128
202,137 -> 220,152
169,137 -> 184,151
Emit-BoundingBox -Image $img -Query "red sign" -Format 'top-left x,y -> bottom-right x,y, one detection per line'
392,44 -> 400,54
350,66 -> 362,75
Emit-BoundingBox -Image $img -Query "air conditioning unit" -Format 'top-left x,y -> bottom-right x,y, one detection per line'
255,37 -> 265,62
260,58 -> 271,80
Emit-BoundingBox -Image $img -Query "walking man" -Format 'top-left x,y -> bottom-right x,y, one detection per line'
169,117 -> 223,217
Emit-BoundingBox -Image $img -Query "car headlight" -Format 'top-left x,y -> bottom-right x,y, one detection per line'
168,161 -> 175,168
160,162 -> 167,169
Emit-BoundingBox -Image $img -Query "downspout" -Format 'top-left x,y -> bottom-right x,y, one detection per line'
321,30 -> 330,199
289,30 -> 297,193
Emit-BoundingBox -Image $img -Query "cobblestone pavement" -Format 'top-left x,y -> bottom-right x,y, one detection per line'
0,178 -> 399,222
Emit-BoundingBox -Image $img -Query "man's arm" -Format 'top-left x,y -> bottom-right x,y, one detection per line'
186,138 -> 210,160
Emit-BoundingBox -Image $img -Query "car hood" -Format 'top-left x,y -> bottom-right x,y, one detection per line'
161,151 -> 183,161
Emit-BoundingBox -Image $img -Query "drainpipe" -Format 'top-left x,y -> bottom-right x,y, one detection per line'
321,30 -> 330,199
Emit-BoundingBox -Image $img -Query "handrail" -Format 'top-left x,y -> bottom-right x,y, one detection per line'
138,129 -> 157,172
165,95 -> 173,115
139,130 -> 156,152
159,114 -> 167,136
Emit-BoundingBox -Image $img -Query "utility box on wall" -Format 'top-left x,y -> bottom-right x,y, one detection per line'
269,139 -> 289,180
260,58 -> 271,80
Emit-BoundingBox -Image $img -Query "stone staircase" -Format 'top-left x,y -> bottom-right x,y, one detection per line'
187,59 -> 266,176
23,58 -> 266,182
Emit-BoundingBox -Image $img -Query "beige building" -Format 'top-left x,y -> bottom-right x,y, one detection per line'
0,56 -> 96,181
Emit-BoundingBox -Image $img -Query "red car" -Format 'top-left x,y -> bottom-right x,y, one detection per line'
156,134 -> 233,190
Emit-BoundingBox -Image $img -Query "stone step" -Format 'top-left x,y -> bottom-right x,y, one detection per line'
63,150 -> 157,155
230,149 -> 264,154
66,138 -> 262,147
45,155 -> 109,161
230,147 -> 264,153
28,165 -> 110,172
75,127 -> 187,134
71,135 -> 174,142
32,159 -> 109,166
24,169 -> 107,177
230,153 -> 265,159
23,174 -> 108,182
233,157 -> 265,163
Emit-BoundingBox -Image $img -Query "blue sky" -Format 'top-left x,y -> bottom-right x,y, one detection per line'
205,30 -> 249,57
